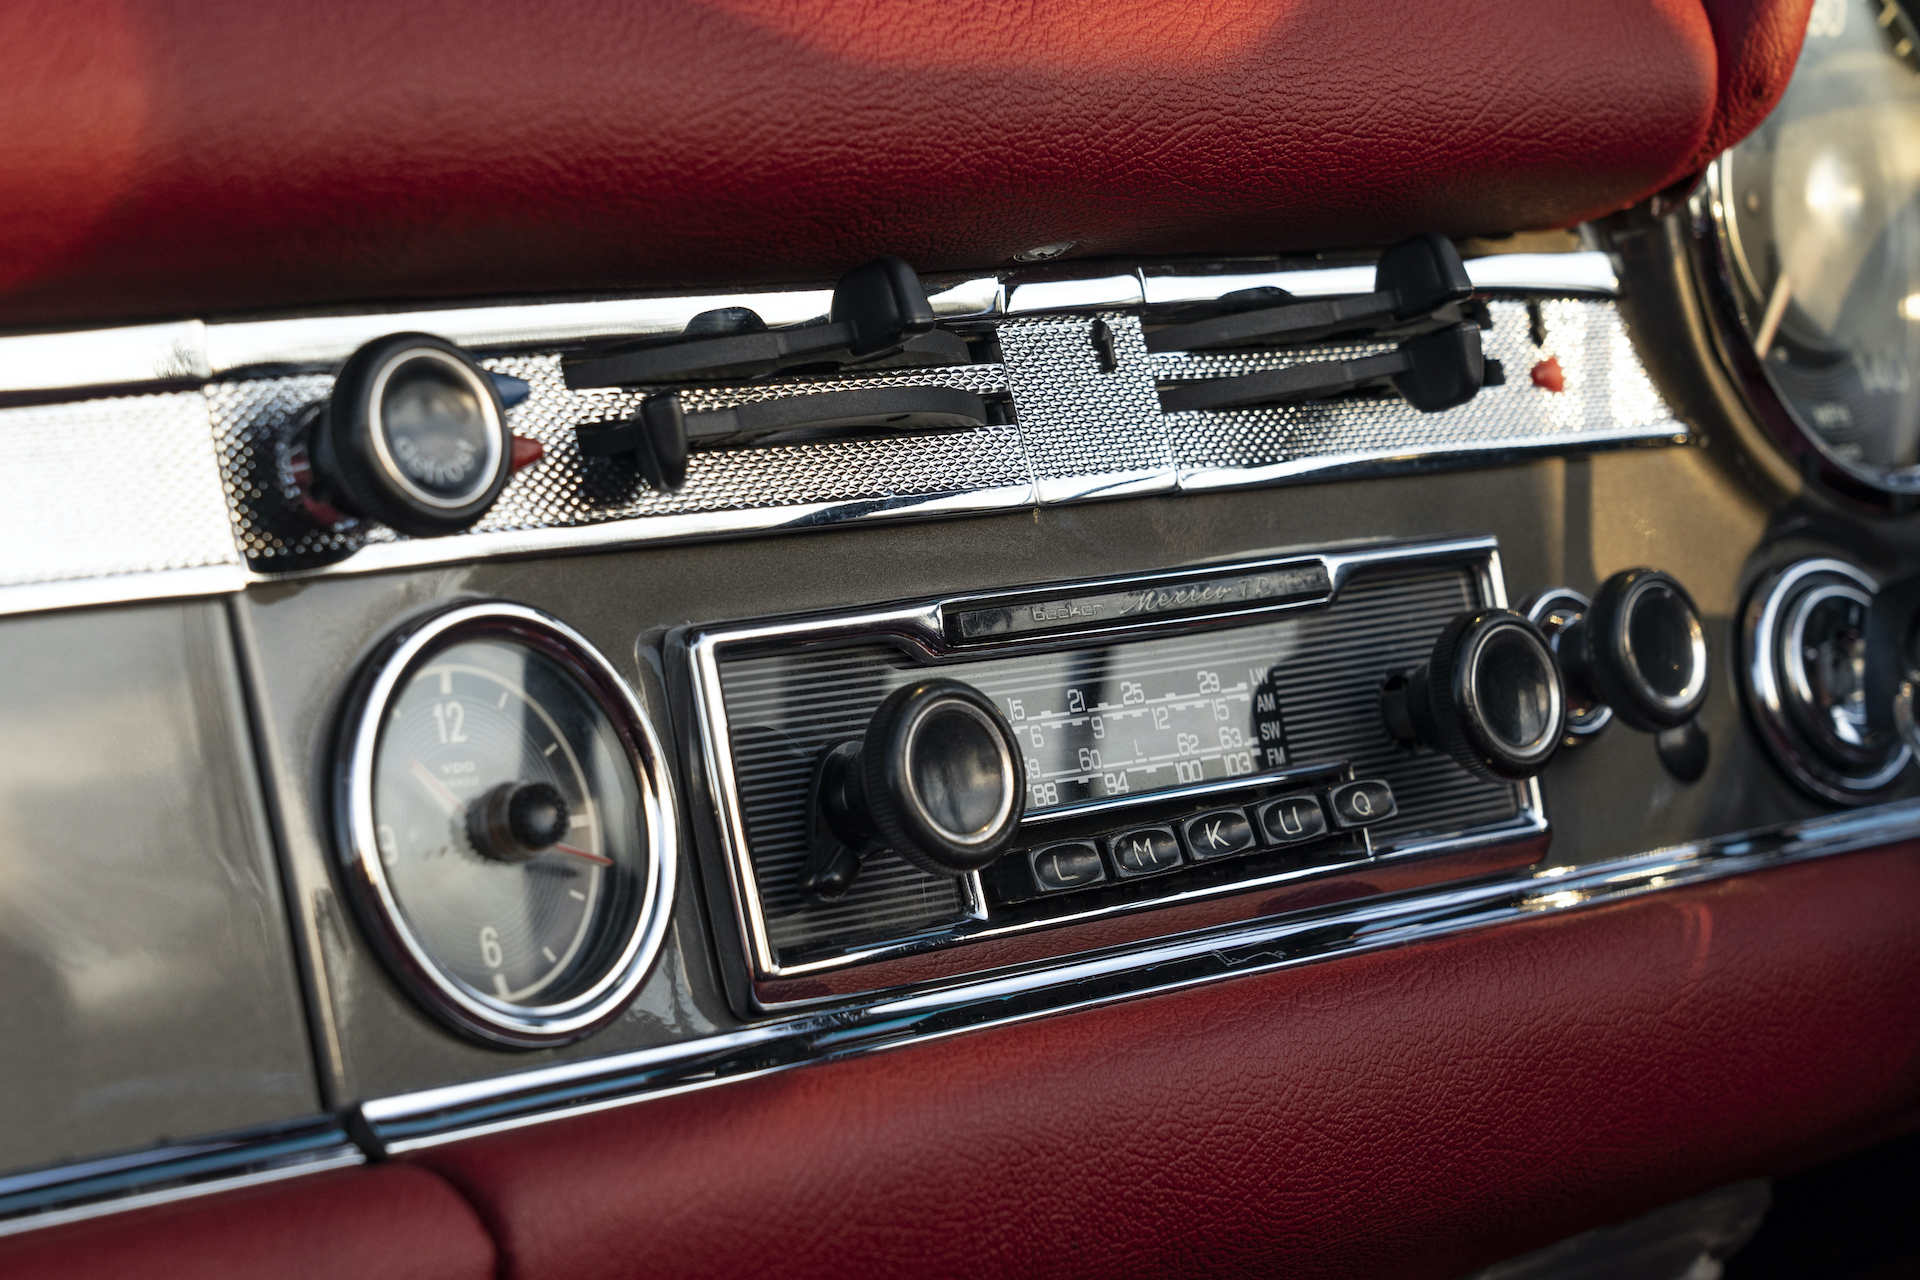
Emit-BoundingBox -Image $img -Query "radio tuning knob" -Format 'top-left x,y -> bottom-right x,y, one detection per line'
802,679 -> 1025,898
1559,568 -> 1711,781
1382,609 -> 1568,782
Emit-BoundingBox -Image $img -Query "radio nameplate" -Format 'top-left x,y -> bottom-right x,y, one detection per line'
682,533 -> 1548,1008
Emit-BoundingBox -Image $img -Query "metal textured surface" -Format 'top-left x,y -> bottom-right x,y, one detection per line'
0,394 -> 238,587
209,358 -> 1023,568
717,562 -> 1519,969
997,314 -> 1175,503
0,601 -> 321,1176
1162,299 -> 1683,486
7,280 -> 1684,599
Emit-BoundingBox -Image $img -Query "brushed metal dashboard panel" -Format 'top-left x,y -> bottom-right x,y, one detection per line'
0,601 -> 321,1176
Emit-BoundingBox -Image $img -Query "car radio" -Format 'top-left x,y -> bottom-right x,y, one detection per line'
677,534 -> 1557,1010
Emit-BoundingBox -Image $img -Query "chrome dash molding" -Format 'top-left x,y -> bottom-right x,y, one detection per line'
353,794 -> 1920,1157
0,1119 -> 361,1239
6,796 -> 1916,1234
687,534 -> 1541,988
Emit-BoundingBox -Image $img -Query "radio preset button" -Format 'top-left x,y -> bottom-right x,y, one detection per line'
1182,810 -> 1258,861
1028,842 -> 1107,893
1255,793 -> 1328,846
1329,779 -> 1397,829
1107,827 -> 1182,877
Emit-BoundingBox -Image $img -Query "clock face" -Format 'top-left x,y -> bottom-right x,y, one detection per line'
339,605 -> 674,1046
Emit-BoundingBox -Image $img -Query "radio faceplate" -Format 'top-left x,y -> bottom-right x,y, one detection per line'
682,535 -> 1547,1008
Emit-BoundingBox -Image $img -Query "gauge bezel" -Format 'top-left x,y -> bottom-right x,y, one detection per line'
334,601 -> 677,1047
1741,558 -> 1913,805
1690,0 -> 1920,515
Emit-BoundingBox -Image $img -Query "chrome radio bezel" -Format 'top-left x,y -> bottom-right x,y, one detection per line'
684,533 -> 1548,1001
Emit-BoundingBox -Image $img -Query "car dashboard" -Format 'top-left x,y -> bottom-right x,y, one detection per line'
2,1 -> 1920,1277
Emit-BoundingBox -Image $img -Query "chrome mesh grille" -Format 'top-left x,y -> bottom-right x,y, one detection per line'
1161,299 -> 1680,485
996,315 -> 1174,502
5,276 -> 1685,597
209,358 -> 1027,567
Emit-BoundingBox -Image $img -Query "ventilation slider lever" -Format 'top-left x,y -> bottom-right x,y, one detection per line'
1143,231 -> 1475,354
563,256 -> 938,389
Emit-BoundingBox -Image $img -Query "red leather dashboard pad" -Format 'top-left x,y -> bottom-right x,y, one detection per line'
0,0 -> 1808,327
419,845 -> 1920,1280
0,1164 -> 494,1280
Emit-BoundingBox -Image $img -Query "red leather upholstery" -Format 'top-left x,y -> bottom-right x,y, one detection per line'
1686,0 -> 1817,176
419,846 -> 1920,1280
0,0 -> 1803,328
0,1164 -> 495,1280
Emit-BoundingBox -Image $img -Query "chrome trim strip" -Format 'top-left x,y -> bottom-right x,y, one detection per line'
686,534 -> 1529,987
356,795 -> 1920,1156
0,564 -> 249,620
1139,251 -> 1618,307
0,321 -> 210,394
1005,274 -> 1146,313
0,1122 -> 362,1238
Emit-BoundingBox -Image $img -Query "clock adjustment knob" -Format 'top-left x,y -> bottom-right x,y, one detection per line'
307,333 -> 515,538
468,781 -> 570,864
1382,609 -> 1568,782
803,679 -> 1025,898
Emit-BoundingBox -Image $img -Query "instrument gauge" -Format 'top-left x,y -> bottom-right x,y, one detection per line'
336,602 -> 676,1047
1711,0 -> 1920,499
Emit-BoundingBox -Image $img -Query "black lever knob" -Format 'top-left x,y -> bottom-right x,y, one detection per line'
1560,568 -> 1710,733
307,333 -> 514,538
804,680 -> 1024,895
467,782 -> 569,864
1382,609 -> 1567,781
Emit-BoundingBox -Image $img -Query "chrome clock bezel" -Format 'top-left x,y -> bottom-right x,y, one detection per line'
334,601 -> 678,1047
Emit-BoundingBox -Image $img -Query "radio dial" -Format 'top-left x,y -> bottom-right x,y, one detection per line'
1383,609 -> 1567,782
816,679 -> 1025,880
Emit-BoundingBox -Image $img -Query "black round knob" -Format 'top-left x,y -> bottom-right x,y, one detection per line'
1383,609 -> 1567,781
468,782 -> 570,864
1562,568 -> 1709,732
818,679 -> 1024,876
309,333 -> 513,538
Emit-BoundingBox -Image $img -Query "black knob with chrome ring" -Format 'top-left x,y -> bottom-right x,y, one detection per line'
1382,609 -> 1568,782
802,679 -> 1025,898
1559,568 -> 1709,732
308,333 -> 514,538
467,781 -> 570,864
1521,588 -> 1613,744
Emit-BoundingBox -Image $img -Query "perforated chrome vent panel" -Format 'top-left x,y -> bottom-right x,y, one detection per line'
0,263 -> 1684,605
